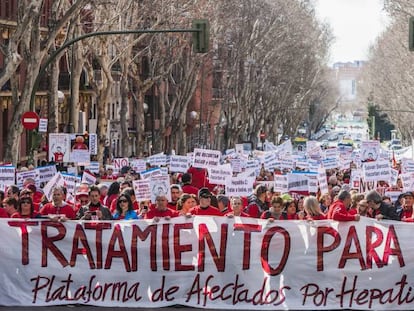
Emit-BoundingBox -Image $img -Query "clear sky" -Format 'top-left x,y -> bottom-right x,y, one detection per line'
315,0 -> 389,64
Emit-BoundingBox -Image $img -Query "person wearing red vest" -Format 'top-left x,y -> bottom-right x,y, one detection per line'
327,190 -> 360,221
190,188 -> 222,216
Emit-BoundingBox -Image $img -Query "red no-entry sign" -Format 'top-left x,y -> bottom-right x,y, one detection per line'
21,111 -> 40,130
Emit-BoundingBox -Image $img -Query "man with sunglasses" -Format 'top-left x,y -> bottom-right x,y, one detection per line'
189,188 -> 222,216
77,185 -> 112,220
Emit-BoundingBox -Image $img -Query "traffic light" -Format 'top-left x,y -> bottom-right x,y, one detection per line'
409,17 -> 414,51
192,19 -> 209,53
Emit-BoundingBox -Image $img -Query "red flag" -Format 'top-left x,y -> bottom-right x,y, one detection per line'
392,150 -> 397,168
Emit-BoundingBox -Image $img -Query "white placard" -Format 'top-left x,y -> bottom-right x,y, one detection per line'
230,158 -> 243,173
274,174 -> 288,193
140,167 -> 162,180
324,147 -> 338,159
225,176 -> 255,197
132,180 -> 151,202
61,173 -> 81,195
287,173 -> 308,193
16,170 -> 40,189
148,153 -> 167,167
43,172 -> 65,201
318,167 -> 329,195
37,165 -> 57,184
49,133 -> 71,163
81,171 -> 97,185
322,158 -> 339,170
399,172 -> 414,192
208,164 -> 233,185
360,140 -> 380,162
306,173 -> 318,194
131,159 -> 147,173
112,158 -> 130,170
390,168 -> 399,186
85,161 -> 100,174
192,148 -> 221,169
362,159 -> 391,182
401,158 -> 414,173
38,118 -> 48,133
0,166 -> 15,186
149,175 -> 171,203
89,133 -> 98,155
0,218 -> 413,310
169,155 -> 190,173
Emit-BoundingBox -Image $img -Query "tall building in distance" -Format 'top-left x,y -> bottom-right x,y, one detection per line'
333,60 -> 365,103
332,60 -> 365,103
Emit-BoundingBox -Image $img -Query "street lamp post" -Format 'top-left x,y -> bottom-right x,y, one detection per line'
188,111 -> 198,151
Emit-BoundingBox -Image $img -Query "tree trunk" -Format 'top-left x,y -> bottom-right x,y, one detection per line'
120,70 -> 130,157
48,54 -> 60,134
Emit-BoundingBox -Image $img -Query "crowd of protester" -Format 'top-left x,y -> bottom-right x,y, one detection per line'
0,165 -> 411,223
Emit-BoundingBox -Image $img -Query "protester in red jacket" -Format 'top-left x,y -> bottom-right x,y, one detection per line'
190,188 -> 222,216
145,195 -> 179,220
327,190 -> 360,221
39,186 -> 76,220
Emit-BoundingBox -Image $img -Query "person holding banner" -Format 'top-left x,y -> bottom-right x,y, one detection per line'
327,190 -> 360,222
319,193 -> 331,214
14,197 -> 40,219
19,188 -> 40,212
190,188 -> 222,216
144,195 -> 179,220
303,196 -> 326,220
244,184 -> 269,218
2,197 -> 19,218
77,186 -> 112,221
0,200 -> 9,218
176,194 -> 197,215
39,186 -> 76,220
285,201 -> 301,220
226,196 -> 249,217
355,199 -> 370,217
167,184 -> 182,210
398,192 -> 414,222
217,195 -> 231,215
365,190 -> 400,221
112,194 -> 139,220
261,196 -> 287,220
105,182 -> 120,213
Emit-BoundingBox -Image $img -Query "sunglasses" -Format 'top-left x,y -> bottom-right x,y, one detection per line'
20,200 -> 31,204
119,199 -> 128,203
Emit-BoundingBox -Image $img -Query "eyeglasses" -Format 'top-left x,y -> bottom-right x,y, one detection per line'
119,199 -> 128,203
